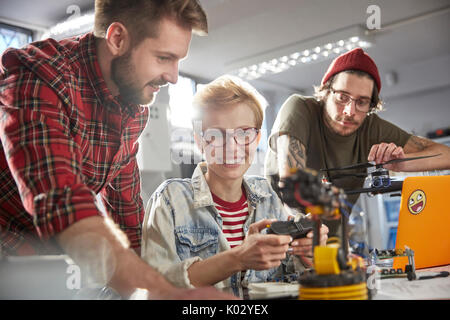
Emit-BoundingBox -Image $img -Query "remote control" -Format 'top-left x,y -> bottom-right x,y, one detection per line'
267,218 -> 314,239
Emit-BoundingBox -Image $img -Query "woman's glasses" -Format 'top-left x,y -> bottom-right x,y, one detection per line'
201,127 -> 259,147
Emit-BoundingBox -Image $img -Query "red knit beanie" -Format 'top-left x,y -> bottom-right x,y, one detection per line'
321,47 -> 381,93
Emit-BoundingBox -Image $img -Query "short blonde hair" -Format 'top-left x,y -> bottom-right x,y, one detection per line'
192,75 -> 267,130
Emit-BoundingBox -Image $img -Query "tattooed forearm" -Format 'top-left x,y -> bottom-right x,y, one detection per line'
287,137 -> 306,169
276,134 -> 306,177
405,135 -> 434,153
401,135 -> 450,170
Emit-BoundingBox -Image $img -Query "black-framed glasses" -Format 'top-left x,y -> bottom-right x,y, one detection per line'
330,87 -> 372,112
201,127 -> 260,147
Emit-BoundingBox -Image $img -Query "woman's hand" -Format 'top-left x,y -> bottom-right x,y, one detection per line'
233,219 -> 292,271
288,224 -> 329,267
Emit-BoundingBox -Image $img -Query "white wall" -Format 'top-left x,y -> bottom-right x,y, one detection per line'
376,54 -> 450,137
380,85 -> 450,137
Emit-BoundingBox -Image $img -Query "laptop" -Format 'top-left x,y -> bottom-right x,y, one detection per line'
393,175 -> 450,270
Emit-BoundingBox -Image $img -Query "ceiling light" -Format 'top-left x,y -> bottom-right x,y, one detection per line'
41,10 -> 95,40
300,56 -> 310,64
227,26 -> 373,81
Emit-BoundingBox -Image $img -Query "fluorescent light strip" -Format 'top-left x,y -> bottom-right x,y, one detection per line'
42,12 -> 95,40
235,36 -> 372,81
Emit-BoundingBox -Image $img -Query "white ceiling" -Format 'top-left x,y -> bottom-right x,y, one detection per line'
188,0 -> 450,94
1,0 -> 449,95
0,0 -> 94,30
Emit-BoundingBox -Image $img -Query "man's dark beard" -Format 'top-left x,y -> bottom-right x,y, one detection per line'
111,50 -> 151,105
323,107 -> 359,137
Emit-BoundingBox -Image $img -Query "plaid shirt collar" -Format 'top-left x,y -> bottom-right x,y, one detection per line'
79,32 -> 142,118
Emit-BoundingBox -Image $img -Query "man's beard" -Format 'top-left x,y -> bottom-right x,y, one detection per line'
323,106 -> 360,137
111,50 -> 166,105
334,114 -> 358,127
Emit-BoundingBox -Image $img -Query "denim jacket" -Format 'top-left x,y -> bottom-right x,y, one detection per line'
141,162 -> 301,290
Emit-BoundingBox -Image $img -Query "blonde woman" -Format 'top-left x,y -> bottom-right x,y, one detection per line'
141,75 -> 328,290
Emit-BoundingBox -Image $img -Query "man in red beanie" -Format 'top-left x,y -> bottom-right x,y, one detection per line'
264,47 -> 450,218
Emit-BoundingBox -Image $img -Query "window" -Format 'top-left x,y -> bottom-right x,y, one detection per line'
0,23 -> 33,55
168,75 -> 196,129
168,75 -> 203,171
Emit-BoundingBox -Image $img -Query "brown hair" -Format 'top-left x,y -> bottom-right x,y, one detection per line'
314,69 -> 383,112
192,75 -> 267,130
94,0 -> 208,45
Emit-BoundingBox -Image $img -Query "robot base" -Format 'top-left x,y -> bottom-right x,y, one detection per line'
299,269 -> 368,300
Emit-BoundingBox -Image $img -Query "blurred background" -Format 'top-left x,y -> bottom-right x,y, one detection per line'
1,0 -> 449,250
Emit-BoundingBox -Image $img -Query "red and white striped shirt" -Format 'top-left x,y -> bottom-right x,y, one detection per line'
212,190 -> 249,248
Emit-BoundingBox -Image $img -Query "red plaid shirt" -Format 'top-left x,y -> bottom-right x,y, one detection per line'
0,33 -> 149,255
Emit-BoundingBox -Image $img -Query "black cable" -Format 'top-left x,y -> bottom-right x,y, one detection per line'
418,271 -> 449,280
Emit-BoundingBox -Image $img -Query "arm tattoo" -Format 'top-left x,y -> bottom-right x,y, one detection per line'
276,134 -> 306,176
287,137 -> 306,169
407,135 -> 433,152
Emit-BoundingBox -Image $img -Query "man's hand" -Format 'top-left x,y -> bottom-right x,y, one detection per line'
233,219 -> 292,271
368,142 -> 406,171
368,136 -> 450,172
